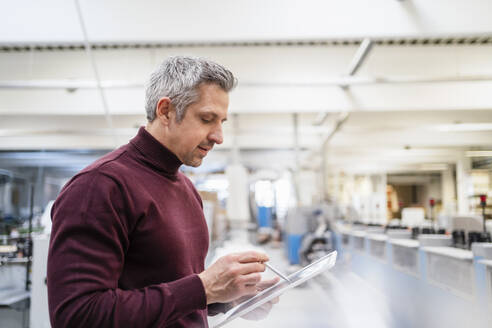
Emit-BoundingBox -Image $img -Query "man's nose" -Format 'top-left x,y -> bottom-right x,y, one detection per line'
208,125 -> 223,145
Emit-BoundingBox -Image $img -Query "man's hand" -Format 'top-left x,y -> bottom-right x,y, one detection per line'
235,276 -> 280,321
198,251 -> 268,304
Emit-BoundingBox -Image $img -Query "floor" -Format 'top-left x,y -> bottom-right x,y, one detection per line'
9,228 -> 486,327
208,230 -> 393,328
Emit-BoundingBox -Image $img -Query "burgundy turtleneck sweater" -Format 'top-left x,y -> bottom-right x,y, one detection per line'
48,127 -> 217,328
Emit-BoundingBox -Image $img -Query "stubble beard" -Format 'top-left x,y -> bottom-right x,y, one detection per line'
183,149 -> 205,167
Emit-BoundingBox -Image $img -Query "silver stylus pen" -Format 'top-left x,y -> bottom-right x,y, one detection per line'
264,262 -> 291,283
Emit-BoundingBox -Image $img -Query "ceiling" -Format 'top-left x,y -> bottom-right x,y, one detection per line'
1,0 -> 492,174
2,0 -> 492,43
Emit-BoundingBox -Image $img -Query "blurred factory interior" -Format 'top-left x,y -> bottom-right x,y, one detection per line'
1,0 -> 492,327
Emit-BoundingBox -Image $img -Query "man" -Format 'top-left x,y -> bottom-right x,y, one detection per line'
47,56 -> 276,327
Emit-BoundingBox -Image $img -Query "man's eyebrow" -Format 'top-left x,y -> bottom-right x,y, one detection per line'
200,111 -> 217,117
200,110 -> 227,122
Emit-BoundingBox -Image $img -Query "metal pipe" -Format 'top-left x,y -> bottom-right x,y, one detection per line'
339,38 -> 374,90
74,0 -> 117,146
293,113 -> 300,171
313,111 -> 330,126
293,113 -> 301,205
320,111 -> 351,200
322,112 -> 350,148
317,39 -> 372,184
25,183 -> 34,291
346,38 -> 374,76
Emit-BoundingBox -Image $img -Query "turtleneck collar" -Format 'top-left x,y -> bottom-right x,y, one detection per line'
129,127 -> 182,176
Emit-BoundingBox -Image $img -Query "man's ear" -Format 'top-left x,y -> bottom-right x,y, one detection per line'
155,97 -> 173,125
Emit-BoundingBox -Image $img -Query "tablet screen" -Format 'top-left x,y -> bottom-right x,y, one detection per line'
212,250 -> 337,328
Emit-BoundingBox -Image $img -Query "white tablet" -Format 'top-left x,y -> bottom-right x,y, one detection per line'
212,250 -> 337,328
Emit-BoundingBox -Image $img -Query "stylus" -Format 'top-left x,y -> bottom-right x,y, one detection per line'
264,262 -> 291,282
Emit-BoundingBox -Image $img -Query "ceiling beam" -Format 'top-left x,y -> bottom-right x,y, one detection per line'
3,74 -> 492,90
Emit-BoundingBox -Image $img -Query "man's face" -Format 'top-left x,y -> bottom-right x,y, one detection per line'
166,83 -> 229,167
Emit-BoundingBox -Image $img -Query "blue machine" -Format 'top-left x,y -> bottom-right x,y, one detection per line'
257,206 -> 273,228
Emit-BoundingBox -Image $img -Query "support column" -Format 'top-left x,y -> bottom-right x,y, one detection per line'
321,141 -> 328,201
378,173 -> 388,224
226,114 -> 249,224
230,114 -> 240,165
456,154 -> 472,214
324,167 -> 339,203
226,165 -> 249,223
441,167 -> 456,215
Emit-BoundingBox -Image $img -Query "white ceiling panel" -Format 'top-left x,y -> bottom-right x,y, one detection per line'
2,0 -> 492,43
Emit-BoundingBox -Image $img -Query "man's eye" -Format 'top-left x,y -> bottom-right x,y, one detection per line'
202,118 -> 212,123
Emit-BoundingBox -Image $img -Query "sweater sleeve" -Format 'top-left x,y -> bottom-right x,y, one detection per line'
47,170 -> 207,328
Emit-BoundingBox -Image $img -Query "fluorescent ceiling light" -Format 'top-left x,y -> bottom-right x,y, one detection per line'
465,150 -> 492,157
435,123 -> 492,132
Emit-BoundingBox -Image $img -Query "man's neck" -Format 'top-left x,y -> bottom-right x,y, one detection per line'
145,123 -> 171,150
145,121 -> 186,165
146,122 -> 165,143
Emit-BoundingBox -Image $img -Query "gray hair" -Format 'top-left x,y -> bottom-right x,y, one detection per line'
145,56 -> 237,122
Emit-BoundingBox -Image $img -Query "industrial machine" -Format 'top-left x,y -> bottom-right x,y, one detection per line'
0,169 -> 35,328
284,204 -> 337,265
298,207 -> 335,266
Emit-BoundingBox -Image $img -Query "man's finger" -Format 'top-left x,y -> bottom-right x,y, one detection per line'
236,251 -> 269,263
243,284 -> 258,296
239,272 -> 262,285
256,277 -> 280,290
236,262 -> 266,275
